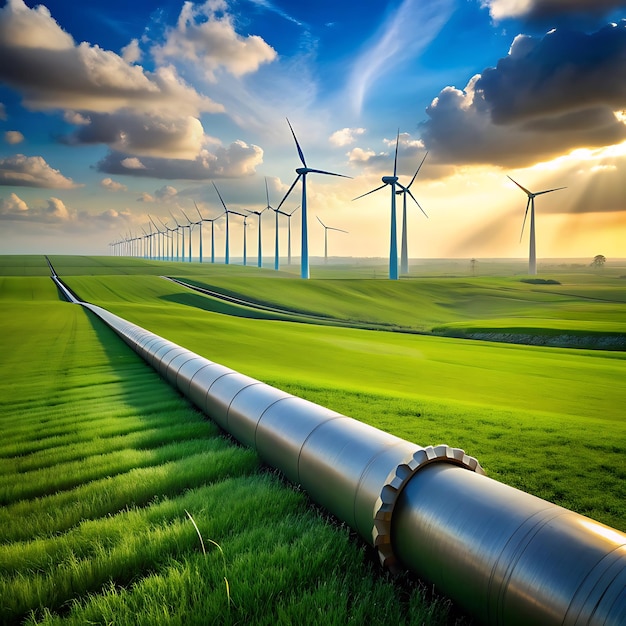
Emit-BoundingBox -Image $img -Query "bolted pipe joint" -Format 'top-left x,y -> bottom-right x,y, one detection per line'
373,445 -> 484,572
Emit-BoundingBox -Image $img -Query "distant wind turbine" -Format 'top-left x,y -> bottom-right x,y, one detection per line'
397,152 -> 428,275
353,130 -> 402,280
247,180 -> 269,268
284,205 -> 300,266
149,215 -> 168,261
265,178 -> 287,271
157,217 -> 176,261
212,182 -> 247,265
316,216 -> 348,263
508,176 -> 566,275
277,118 -> 351,279
193,202 -> 205,263
169,211 -> 187,262
180,209 -> 196,263
194,202 -> 223,264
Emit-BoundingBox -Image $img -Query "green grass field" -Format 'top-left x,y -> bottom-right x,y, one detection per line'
0,271 -> 451,625
1,254 -> 625,624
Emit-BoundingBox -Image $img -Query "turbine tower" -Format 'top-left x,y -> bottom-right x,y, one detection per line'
242,214 -> 249,266
212,182 -> 246,265
353,131 -> 402,280
316,216 -> 348,263
508,176 -> 566,275
277,118 -> 350,279
397,152 -> 428,275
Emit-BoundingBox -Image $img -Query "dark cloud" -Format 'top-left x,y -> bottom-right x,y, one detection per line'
97,140 -> 263,180
484,0 -> 626,23
421,22 -> 626,167
479,25 -> 626,125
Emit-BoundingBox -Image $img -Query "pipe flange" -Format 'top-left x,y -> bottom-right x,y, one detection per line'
372,444 -> 484,573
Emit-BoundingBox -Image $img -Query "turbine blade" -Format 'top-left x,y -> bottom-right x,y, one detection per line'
329,227 -> 348,233
353,183 -> 387,201
180,208 -> 193,224
276,175 -> 301,211
194,200 -> 203,220
407,152 -> 428,189
535,186 -> 566,196
393,130 -> 399,177
286,118 -> 307,168
288,205 -> 300,216
265,177 -> 271,208
306,168 -> 351,178
520,197 -> 531,242
316,215 -> 326,228
212,182 -> 228,212
508,175 -> 533,197
406,188 -> 428,218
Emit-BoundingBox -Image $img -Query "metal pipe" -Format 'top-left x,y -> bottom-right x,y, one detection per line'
50,273 -> 626,625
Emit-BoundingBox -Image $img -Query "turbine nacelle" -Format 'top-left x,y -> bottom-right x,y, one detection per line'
382,176 -> 398,185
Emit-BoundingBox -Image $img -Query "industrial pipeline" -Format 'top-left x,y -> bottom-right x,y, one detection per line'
51,273 -> 626,625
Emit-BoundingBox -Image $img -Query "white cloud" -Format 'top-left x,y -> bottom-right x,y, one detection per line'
0,154 -> 79,188
4,130 -> 24,144
329,127 -> 366,147
136,192 -> 155,203
100,177 -> 128,192
0,191 -> 27,213
0,194 -> 71,222
348,147 -> 377,163
152,0 -> 277,82
61,110 -> 207,159
63,111 -> 90,125
0,0 -> 74,50
121,38 -> 142,64
98,139 -> 263,180
0,0 -> 222,117
155,185 -> 178,199
482,0 -> 626,21
120,157 -> 146,170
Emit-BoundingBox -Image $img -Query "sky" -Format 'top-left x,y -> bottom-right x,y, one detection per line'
1,0 -> 625,262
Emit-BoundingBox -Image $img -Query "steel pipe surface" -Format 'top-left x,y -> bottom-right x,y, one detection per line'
393,463 -> 626,626
45,275 -> 624,626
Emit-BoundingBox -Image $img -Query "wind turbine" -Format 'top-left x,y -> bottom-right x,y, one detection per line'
247,180 -> 269,268
508,176 -> 566,275
353,130 -> 402,280
158,217 -> 176,261
284,205 -> 300,266
212,182 -> 246,265
277,118 -> 350,279
264,178 -> 288,271
148,215 -> 168,261
397,152 -> 429,275
316,216 -> 348,263
181,209 -> 195,263
169,211 -> 187,262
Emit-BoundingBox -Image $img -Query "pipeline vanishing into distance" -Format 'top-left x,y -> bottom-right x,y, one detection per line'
51,271 -> 626,626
